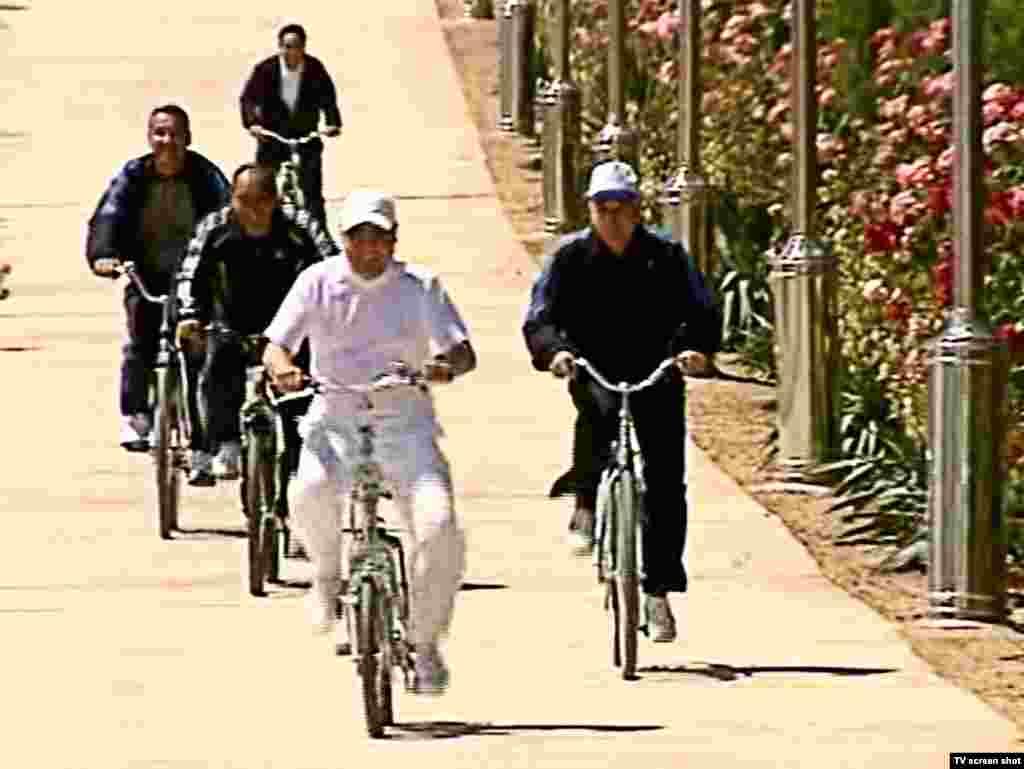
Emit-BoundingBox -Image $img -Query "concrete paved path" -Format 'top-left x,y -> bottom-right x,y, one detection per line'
0,2 -> 1018,766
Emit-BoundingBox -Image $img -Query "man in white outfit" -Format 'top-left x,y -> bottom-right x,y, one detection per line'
263,189 -> 476,695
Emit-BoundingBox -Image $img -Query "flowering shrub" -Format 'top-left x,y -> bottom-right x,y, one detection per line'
530,1 -> 1024,553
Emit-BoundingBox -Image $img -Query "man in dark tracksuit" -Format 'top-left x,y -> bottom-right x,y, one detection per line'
240,23 -> 342,228
522,161 -> 721,642
87,104 -> 230,452
175,164 -> 339,487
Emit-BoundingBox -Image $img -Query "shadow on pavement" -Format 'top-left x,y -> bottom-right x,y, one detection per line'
637,662 -> 899,682
386,720 -> 663,740
459,582 -> 508,591
173,527 -> 247,539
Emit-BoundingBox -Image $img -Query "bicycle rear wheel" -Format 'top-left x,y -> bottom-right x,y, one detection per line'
614,470 -> 641,680
244,430 -> 276,597
154,366 -> 181,540
356,579 -> 385,738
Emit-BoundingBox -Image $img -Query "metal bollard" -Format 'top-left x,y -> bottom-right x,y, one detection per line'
463,0 -> 494,19
660,164 -> 714,277
508,0 -> 536,136
541,79 -> 581,234
768,234 -> 838,479
926,309 -> 1008,622
498,2 -> 514,130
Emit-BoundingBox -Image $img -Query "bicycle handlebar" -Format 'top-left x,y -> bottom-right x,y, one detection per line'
574,357 -> 679,395
115,262 -> 167,305
308,363 -> 428,397
258,129 -> 330,148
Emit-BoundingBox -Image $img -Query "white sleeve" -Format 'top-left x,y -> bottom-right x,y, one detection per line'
424,276 -> 470,354
264,269 -> 312,351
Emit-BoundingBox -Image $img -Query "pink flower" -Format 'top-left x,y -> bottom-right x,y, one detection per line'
895,157 -> 934,188
907,105 -> 930,128
767,100 -> 788,123
1008,187 -> 1024,219
923,72 -> 955,99
983,82 -> 1016,106
984,100 -> 1007,126
655,11 -> 680,42
983,121 -> 1019,152
937,147 -> 956,172
818,87 -> 837,108
850,191 -> 872,218
1011,101 -> 1024,121
890,190 -> 922,226
734,33 -> 757,54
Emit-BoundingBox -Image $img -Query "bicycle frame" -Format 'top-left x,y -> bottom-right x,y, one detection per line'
258,129 -> 324,210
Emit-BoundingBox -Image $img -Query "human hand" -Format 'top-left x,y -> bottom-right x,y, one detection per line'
249,124 -> 265,140
549,350 -> 576,379
271,364 -> 305,392
422,359 -> 453,384
323,126 -> 341,138
93,258 -> 121,278
675,350 -> 709,376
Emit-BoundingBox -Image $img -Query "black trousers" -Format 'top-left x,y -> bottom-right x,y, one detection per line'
256,140 -> 325,227
569,374 -> 689,595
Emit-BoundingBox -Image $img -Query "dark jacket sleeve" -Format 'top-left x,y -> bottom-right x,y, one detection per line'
192,153 -> 231,215
522,248 -> 580,371
176,210 -> 227,324
240,57 -> 273,129
282,205 -> 340,262
308,56 -> 342,128
669,242 -> 722,357
85,159 -> 143,269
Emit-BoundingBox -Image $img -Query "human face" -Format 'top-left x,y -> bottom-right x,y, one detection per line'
343,224 -> 396,280
148,112 -> 188,178
231,170 -> 277,237
279,32 -> 305,70
589,197 -> 640,255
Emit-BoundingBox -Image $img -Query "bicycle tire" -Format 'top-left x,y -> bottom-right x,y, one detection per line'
262,514 -> 280,584
377,594 -> 395,726
244,431 -> 275,597
356,579 -> 385,738
615,470 -> 641,680
154,367 -> 181,540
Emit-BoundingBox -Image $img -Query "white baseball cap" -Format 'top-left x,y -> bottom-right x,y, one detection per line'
340,189 -> 397,233
585,160 -> 640,202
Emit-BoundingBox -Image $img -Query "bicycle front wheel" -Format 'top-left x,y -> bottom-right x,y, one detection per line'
154,366 -> 181,540
614,470 -> 641,680
244,430 -> 276,597
356,579 -> 385,738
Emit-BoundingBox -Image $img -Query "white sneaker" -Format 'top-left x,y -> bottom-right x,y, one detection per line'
212,441 -> 242,480
412,643 -> 450,695
307,577 -> 340,635
567,507 -> 595,557
119,413 -> 151,452
645,595 -> 678,643
188,451 -> 215,487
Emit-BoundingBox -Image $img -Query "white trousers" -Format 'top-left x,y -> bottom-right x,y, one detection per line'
290,395 -> 466,646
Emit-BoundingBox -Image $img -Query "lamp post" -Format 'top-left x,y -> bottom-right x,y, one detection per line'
591,0 -> 638,167
767,0 -> 838,486
660,0 -> 712,277
541,0 -> 581,234
926,0 -> 1008,623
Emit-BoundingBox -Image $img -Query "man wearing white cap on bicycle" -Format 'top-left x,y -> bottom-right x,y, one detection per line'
523,160 -> 721,643
263,189 -> 476,695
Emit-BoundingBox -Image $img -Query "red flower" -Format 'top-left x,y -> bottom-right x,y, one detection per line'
863,221 -> 900,253
932,258 -> 953,308
884,300 -> 912,323
985,189 -> 1014,227
996,323 -> 1024,356
926,184 -> 951,217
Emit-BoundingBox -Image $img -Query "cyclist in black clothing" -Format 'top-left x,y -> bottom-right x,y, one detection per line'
175,163 -> 338,486
522,161 -> 722,643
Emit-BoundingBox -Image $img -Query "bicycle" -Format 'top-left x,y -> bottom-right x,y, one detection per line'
307,363 -> 419,739
115,261 -> 193,540
204,323 -> 310,598
256,129 -> 331,212
574,355 -> 681,681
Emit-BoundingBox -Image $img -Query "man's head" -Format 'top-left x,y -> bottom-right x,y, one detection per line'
340,189 -> 398,280
585,160 -> 642,255
278,23 -> 307,70
231,164 -> 278,237
147,104 -> 191,178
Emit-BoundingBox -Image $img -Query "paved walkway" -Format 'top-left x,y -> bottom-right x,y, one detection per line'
0,2 -> 1018,767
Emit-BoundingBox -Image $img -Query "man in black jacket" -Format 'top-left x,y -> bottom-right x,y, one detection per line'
175,164 -> 339,486
87,104 -> 230,452
522,161 -> 722,643
240,23 -> 342,228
